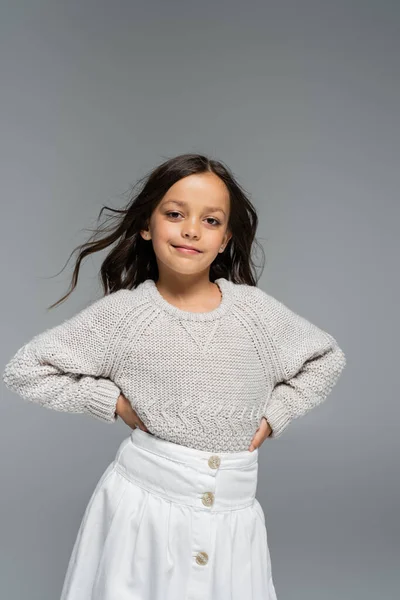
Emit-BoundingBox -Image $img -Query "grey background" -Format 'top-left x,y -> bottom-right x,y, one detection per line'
1,1 -> 399,598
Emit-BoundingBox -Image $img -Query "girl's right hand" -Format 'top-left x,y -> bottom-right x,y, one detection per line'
115,393 -> 150,433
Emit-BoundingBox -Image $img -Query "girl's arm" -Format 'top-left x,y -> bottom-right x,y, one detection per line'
2,292 -> 127,423
256,290 -> 347,438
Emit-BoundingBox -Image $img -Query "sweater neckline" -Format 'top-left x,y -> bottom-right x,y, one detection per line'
143,277 -> 233,321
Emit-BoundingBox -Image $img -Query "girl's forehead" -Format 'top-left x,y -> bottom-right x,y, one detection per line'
164,173 -> 229,204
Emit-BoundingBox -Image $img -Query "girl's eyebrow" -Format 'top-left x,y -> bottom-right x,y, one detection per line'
162,199 -> 226,216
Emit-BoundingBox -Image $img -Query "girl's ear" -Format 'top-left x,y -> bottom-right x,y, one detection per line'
224,231 -> 233,247
140,228 -> 151,240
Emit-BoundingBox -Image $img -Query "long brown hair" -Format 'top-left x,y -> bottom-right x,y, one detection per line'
47,153 -> 266,310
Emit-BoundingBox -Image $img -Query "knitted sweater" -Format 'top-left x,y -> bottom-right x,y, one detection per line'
2,278 -> 346,452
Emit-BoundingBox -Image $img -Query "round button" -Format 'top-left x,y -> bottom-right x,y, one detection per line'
195,551 -> 209,565
208,455 -> 221,469
202,491 -> 215,507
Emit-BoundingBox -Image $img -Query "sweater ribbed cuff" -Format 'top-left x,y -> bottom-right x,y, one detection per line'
86,378 -> 121,423
263,396 -> 293,439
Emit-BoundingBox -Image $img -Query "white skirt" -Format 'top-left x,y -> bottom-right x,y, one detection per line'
60,428 -> 278,600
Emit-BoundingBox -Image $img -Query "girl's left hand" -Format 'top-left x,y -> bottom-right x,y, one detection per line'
249,417 -> 272,451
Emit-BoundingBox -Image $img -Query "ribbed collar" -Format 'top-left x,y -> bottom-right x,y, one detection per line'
142,277 -> 234,321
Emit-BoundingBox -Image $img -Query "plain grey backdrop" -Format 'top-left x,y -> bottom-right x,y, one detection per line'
1,1 -> 399,598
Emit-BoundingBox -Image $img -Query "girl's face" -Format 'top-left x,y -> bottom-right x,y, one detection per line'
143,173 -> 232,277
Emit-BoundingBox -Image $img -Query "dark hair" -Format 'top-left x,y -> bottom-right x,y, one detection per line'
47,153 -> 266,310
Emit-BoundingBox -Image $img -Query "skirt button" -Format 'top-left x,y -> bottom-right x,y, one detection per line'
195,551 -> 209,565
208,455 -> 221,469
202,492 -> 215,506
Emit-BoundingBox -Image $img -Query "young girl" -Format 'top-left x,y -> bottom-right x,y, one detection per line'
2,153 -> 346,599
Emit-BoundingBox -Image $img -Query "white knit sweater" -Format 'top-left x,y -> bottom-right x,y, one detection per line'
2,278 -> 346,452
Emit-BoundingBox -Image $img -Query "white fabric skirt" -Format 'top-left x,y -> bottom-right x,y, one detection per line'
60,428 -> 278,600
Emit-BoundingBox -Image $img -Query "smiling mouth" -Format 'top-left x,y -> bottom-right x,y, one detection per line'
172,245 -> 202,253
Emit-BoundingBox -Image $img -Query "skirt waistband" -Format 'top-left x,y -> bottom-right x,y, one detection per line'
113,429 -> 259,511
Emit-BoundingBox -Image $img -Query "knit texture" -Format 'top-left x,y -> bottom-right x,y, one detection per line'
2,278 -> 346,452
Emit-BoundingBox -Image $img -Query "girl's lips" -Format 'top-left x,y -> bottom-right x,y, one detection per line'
172,245 -> 202,254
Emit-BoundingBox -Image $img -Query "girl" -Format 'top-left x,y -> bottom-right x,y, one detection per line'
2,153 -> 346,599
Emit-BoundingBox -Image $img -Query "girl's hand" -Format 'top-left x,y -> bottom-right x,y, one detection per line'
115,393 -> 150,433
248,417 -> 272,451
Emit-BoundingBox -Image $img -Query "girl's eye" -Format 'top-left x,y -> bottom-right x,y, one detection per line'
166,212 -> 220,226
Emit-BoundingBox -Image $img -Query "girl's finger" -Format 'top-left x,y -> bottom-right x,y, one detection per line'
135,418 -> 149,432
249,428 -> 265,452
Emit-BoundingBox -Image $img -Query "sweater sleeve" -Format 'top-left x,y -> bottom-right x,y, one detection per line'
257,290 -> 347,439
2,292 -> 126,423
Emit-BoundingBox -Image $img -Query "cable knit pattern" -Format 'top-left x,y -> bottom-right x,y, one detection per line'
2,278 -> 346,452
